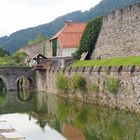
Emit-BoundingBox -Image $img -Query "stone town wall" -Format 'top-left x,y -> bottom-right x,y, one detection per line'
92,2 -> 140,59
36,65 -> 140,113
19,40 -> 52,58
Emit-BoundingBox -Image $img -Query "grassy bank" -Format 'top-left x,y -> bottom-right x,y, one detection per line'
71,56 -> 140,67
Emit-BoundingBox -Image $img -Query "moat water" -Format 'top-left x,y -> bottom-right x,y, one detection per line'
0,91 -> 140,140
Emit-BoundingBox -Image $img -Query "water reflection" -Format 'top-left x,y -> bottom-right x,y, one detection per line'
17,90 -> 34,102
39,95 -> 140,140
0,91 -> 140,140
17,77 -> 33,92
0,78 -> 7,106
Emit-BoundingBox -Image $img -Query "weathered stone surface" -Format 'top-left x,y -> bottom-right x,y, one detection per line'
19,40 -> 52,58
0,67 -> 35,91
36,65 -> 140,113
92,3 -> 140,59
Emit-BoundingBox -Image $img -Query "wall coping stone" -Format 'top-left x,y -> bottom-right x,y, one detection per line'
46,65 -> 140,74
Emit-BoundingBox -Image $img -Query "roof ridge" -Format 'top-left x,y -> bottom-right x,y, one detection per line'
50,22 -> 86,40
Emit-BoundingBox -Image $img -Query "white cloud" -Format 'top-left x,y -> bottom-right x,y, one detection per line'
0,0 -> 101,36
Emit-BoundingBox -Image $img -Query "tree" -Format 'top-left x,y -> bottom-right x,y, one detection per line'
12,51 -> 28,65
0,46 -> 9,57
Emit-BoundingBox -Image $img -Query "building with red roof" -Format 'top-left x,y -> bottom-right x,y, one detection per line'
50,20 -> 87,57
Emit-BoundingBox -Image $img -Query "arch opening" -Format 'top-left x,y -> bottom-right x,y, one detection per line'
0,77 -> 7,105
17,77 -> 34,102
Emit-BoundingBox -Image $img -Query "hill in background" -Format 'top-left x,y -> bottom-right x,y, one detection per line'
0,0 -> 139,54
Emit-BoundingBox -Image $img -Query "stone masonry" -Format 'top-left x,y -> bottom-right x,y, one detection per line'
19,39 -> 52,58
36,65 -> 140,113
0,67 -> 35,91
92,2 -> 140,59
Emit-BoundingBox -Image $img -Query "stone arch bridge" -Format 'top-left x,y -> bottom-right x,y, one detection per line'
0,67 -> 35,91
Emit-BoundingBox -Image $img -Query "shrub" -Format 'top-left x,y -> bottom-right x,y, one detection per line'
105,76 -> 118,94
71,74 -> 86,90
88,85 -> 98,93
56,73 -> 69,92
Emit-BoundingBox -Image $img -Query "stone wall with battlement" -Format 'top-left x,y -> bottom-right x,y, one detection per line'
36,65 -> 140,113
92,2 -> 140,59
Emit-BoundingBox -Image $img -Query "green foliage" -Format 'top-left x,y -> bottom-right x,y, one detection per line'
52,39 -> 57,56
71,74 -> 86,90
105,76 -> 118,94
88,85 -> 98,93
0,56 -> 15,66
73,17 -> 103,59
37,119 -> 47,128
12,51 -> 28,66
0,51 -> 28,67
0,78 -> 6,92
0,47 -> 9,57
56,73 -> 69,93
71,56 -> 140,67
0,92 -> 6,105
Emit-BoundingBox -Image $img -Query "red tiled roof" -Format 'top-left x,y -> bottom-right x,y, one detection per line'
50,22 -> 87,48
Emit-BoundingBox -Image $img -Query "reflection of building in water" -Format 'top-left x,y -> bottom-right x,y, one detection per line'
46,94 -> 57,116
62,124 -> 85,140
36,92 -> 48,113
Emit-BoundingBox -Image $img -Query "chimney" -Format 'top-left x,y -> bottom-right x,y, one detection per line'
65,20 -> 73,26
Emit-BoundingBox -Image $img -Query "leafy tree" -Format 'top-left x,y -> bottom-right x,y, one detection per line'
0,46 -> 9,57
73,17 -> 103,59
0,55 -> 15,66
12,51 -> 28,65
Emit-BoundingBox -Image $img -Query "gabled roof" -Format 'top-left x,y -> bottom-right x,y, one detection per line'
32,53 -> 47,60
50,22 -> 87,49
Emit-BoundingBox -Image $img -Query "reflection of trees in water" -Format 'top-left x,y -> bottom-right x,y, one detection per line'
0,92 -> 6,105
27,92 -> 48,131
17,77 -> 33,102
54,98 -> 140,140
17,77 -> 32,93
27,93 -> 140,140
0,78 -> 7,105
17,91 -> 34,102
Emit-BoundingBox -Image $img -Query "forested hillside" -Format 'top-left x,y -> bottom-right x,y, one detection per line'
0,0 -> 139,54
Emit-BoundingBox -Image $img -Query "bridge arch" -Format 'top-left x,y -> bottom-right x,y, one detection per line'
0,67 -> 35,91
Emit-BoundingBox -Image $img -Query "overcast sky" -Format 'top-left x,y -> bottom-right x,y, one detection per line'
0,0 -> 101,37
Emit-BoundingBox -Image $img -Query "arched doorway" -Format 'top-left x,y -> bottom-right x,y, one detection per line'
17,77 -> 34,102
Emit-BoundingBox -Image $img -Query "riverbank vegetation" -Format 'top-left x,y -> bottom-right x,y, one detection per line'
56,73 -> 87,95
56,73 -> 69,93
71,56 -> 140,67
105,76 -> 119,95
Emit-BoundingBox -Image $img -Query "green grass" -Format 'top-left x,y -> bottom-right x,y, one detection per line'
71,56 -> 140,67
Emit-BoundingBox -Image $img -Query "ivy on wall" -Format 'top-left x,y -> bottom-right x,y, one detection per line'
52,39 -> 57,56
73,16 -> 103,59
